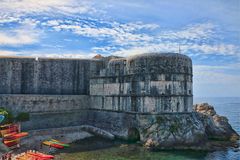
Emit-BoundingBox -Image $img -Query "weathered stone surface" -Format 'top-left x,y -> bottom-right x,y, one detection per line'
90,53 -> 193,113
194,103 -> 239,141
139,113 -> 207,149
0,94 -> 89,114
80,125 -> 115,140
0,57 -> 98,95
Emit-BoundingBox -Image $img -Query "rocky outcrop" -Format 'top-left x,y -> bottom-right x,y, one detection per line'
139,113 -> 207,150
142,103 -> 239,150
194,103 -> 239,141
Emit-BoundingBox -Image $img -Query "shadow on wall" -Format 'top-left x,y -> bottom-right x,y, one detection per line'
127,127 -> 140,142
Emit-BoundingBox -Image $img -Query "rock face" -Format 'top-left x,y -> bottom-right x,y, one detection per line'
140,113 -> 207,150
142,103 -> 239,150
194,103 -> 239,141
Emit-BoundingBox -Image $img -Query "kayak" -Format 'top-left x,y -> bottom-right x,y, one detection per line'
0,123 -> 13,128
42,141 -> 64,149
0,125 -> 19,134
11,132 -> 28,138
50,139 -> 70,147
0,115 -> 5,123
3,131 -> 17,138
0,123 -> 18,130
3,139 -> 19,147
28,152 -> 54,159
15,154 -> 34,160
4,132 -> 28,140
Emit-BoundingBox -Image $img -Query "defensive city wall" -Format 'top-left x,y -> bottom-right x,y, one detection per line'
0,53 -> 198,143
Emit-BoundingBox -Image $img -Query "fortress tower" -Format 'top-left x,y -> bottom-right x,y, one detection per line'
90,53 -> 193,113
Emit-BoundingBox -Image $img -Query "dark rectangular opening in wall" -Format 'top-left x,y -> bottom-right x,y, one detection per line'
131,96 -> 137,112
102,96 -> 104,109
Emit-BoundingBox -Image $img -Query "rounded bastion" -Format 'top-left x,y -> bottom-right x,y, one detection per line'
126,53 -> 192,75
90,52 -> 193,113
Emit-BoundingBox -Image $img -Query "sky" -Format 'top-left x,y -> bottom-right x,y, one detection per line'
0,0 -> 239,97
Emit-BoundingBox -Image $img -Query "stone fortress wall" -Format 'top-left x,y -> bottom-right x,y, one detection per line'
0,53 -> 193,133
0,57 -> 98,95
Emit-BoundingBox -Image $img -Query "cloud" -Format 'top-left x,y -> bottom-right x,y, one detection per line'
0,50 -> 18,57
46,20 -> 238,57
159,23 -> 217,41
0,49 -> 95,59
0,25 -> 40,46
49,20 -> 158,46
109,43 -> 239,58
0,0 -> 96,16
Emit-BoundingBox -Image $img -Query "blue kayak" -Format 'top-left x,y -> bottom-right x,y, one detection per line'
0,115 -> 5,123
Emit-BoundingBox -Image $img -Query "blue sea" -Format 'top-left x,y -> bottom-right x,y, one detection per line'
56,97 -> 240,160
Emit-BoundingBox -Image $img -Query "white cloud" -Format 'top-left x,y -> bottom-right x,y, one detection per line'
109,42 -> 239,58
0,0 -> 96,16
51,21 -> 157,46
0,49 -> 96,59
50,21 -> 238,57
188,44 -> 239,56
0,50 -> 18,57
29,53 -> 93,59
159,23 -> 216,41
0,25 -> 40,46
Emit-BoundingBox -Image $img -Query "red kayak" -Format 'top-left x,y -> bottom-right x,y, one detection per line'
28,152 -> 54,159
11,132 -> 28,138
3,131 -> 17,138
3,139 -> 19,147
4,132 -> 28,140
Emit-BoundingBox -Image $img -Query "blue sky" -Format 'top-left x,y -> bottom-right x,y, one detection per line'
0,0 -> 239,97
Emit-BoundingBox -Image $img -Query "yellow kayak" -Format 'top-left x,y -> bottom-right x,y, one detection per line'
50,139 -> 70,147
42,141 -> 64,149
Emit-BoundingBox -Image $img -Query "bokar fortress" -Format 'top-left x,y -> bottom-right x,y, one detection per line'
0,52 -> 238,150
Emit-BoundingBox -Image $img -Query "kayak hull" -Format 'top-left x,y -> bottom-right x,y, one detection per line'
50,139 -> 70,147
43,141 -> 64,149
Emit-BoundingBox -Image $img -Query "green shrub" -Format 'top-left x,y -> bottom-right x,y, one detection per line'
15,112 -> 30,122
0,108 -> 30,124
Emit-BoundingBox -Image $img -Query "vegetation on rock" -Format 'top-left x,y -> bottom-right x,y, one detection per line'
0,107 -> 30,124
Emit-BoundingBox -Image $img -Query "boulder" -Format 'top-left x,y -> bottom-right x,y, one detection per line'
193,103 -> 239,141
140,113 -> 207,150
141,103 -> 239,150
